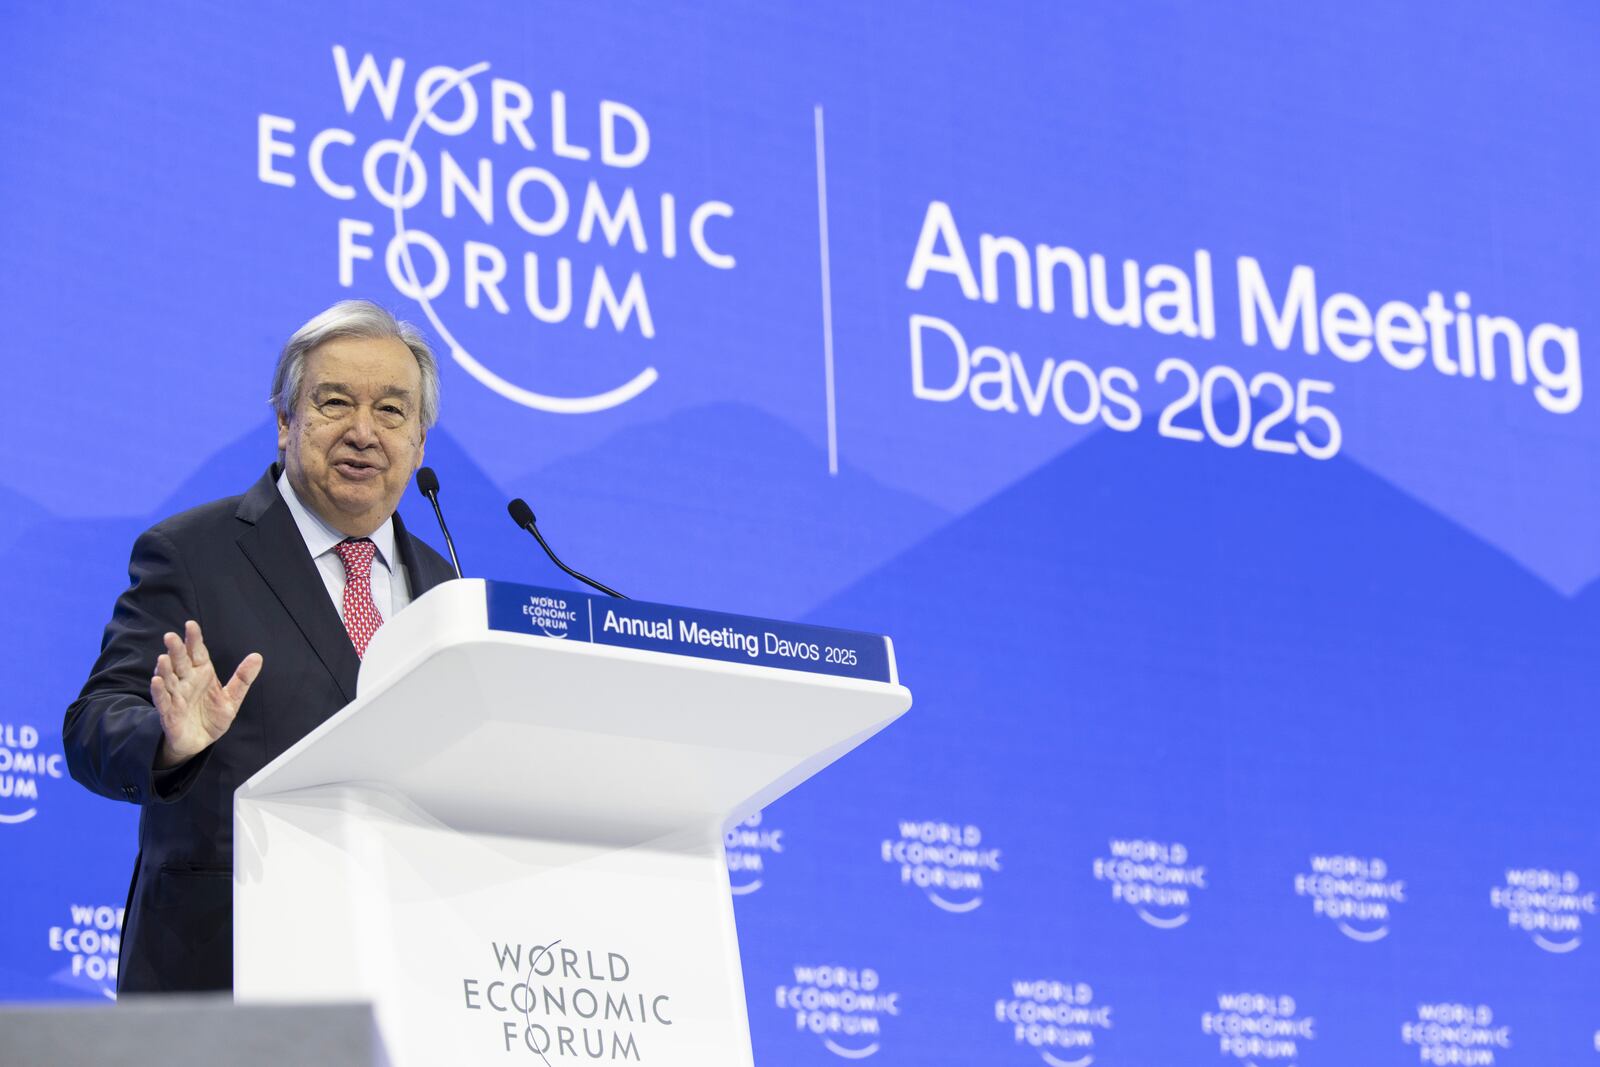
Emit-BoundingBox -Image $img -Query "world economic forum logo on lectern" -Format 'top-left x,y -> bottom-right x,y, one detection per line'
522,594 -> 578,639
462,936 -> 676,1060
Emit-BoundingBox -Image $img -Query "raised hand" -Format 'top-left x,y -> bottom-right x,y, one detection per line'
150,620 -> 263,769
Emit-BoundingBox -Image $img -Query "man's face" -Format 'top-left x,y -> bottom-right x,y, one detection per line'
278,334 -> 427,538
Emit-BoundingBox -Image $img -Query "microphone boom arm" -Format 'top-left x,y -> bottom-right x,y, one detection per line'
415,467 -> 464,579
527,522 -> 626,599
426,493 -> 463,579
507,499 -> 627,599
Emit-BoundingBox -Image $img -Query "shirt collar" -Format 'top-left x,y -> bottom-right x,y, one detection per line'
276,468 -> 396,572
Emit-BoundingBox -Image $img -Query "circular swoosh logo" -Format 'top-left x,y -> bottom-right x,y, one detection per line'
1040,1053 -> 1093,1067
1338,921 -> 1389,943
391,64 -> 659,415
1533,933 -> 1580,953
928,892 -> 982,913
1136,907 -> 1189,929
824,1039 -> 881,1059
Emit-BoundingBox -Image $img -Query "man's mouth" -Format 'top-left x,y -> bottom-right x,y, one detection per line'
333,458 -> 384,481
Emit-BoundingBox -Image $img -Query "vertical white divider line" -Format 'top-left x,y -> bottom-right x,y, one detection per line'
814,105 -> 839,476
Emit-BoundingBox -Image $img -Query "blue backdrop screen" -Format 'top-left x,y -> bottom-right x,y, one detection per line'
2,3 -> 1597,1064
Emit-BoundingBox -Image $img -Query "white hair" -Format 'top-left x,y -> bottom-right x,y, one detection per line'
270,300 -> 439,430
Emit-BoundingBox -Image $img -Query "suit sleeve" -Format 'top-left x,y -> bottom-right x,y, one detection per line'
62,525 -> 210,805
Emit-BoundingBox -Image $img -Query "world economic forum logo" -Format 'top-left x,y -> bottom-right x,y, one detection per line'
1092,839 -> 1206,929
462,936 -> 675,1061
881,819 -> 1000,913
257,45 -> 738,415
521,594 -> 577,639
0,721 -> 65,825
1402,1003 -> 1510,1065
1490,867 -> 1594,953
725,812 -> 784,896
1200,993 -> 1314,1066
995,980 -> 1113,1067
1293,854 -> 1405,943
47,903 -> 122,1000
776,964 -> 901,1060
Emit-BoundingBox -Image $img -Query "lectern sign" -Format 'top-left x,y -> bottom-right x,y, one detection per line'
485,581 -> 895,683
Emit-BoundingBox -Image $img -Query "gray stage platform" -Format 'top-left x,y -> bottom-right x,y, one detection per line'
0,995 -> 389,1067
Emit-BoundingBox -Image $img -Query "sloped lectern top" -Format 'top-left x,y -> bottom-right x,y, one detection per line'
238,579 -> 911,844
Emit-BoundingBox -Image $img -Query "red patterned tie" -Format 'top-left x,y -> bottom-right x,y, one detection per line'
334,538 -> 384,658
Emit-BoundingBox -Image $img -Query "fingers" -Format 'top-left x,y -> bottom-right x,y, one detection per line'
221,652 -> 264,708
154,651 -> 180,700
150,674 -> 191,766
149,627 -> 251,763
184,620 -> 210,670
151,660 -> 186,724
153,624 -> 260,724
163,629 -> 193,679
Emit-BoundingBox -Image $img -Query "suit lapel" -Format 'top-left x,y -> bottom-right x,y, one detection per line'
394,510 -> 454,597
234,467 -> 361,703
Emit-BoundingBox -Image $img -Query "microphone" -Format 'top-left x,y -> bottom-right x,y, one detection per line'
507,498 -> 626,599
415,467 -> 463,579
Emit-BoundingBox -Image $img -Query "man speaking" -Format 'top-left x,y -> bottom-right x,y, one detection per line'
63,300 -> 457,993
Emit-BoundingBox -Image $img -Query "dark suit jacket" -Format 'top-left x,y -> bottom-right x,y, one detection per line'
63,465 -> 455,994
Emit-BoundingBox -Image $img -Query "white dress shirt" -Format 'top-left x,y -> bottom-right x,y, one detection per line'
276,470 -> 412,626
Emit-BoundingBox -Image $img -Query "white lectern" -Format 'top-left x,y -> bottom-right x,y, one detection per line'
234,579 -> 911,1066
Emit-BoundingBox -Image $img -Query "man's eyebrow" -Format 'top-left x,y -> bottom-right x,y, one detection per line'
309,382 -> 416,400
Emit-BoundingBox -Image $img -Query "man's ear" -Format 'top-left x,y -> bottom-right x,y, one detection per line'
414,429 -> 427,471
276,410 -> 291,455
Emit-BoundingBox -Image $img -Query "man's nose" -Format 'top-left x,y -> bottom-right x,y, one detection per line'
343,406 -> 379,446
